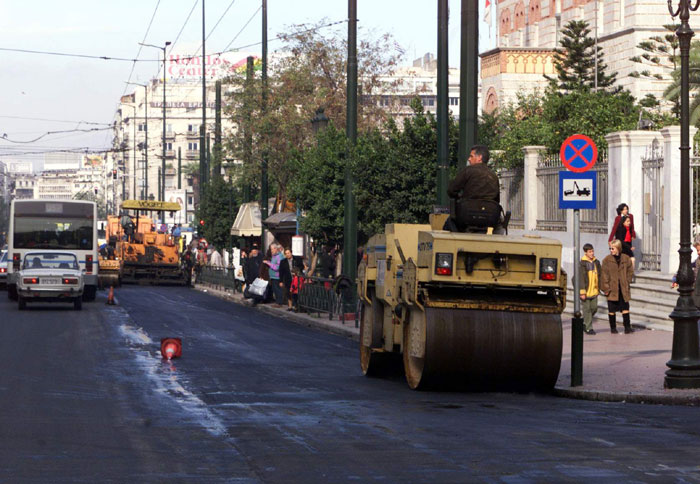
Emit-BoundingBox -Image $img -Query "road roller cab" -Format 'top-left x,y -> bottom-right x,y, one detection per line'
358,218 -> 566,390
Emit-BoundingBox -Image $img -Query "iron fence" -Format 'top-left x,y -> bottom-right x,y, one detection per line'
536,153 -> 566,231
297,275 -> 359,327
197,266 -> 242,292
499,168 -> 524,229
580,161 -> 608,233
641,139 -> 664,271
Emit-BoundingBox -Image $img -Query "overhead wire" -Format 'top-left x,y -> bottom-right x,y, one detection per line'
169,0 -> 199,53
1,127 -> 113,144
0,115 -> 112,126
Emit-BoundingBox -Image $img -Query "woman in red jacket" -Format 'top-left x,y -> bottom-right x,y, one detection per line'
609,203 -> 636,269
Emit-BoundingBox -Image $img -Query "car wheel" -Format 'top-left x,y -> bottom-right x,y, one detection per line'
74,297 -> 82,310
18,296 -> 26,310
82,285 -> 97,302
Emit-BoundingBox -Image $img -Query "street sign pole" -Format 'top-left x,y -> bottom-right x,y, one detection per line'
571,208 -> 583,387
559,133 -> 598,388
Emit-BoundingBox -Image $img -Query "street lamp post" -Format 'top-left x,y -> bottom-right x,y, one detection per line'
140,41 -> 171,218
666,0 -> 700,389
126,82 -> 149,200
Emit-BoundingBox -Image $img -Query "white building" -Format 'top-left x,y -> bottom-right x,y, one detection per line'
111,51 -> 257,225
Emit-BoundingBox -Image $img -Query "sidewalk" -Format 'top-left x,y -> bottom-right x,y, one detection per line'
195,283 -> 700,405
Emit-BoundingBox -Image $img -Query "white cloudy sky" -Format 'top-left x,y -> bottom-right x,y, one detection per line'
0,0 -> 493,169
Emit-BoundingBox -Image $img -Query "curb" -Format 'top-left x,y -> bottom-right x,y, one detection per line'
193,284 -> 360,342
552,386 -> 700,406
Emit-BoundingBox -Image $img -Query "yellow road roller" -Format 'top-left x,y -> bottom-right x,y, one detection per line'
357,215 -> 566,390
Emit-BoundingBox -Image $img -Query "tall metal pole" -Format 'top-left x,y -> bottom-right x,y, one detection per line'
571,209 -> 583,386
437,0 -> 449,206
200,0 -> 207,203
261,0 -> 269,247
666,0 -> 700,389
161,43 -> 169,205
344,0 -> 358,281
458,0 -> 478,169
144,86 -> 149,201
214,80 -> 222,180
132,104 -> 137,200
177,147 -> 182,190
244,56 -> 254,203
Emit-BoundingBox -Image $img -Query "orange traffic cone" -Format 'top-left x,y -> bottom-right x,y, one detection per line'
106,286 -> 115,305
160,338 -> 182,359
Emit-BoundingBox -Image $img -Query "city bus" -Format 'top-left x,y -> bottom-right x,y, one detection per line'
7,199 -> 98,301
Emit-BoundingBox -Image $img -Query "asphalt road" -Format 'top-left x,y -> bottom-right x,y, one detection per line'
2,286 -> 700,483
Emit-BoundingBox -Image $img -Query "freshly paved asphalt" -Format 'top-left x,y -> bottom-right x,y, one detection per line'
2,286 -> 700,482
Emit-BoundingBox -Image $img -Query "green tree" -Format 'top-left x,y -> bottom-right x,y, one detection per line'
630,24 -> 680,114
540,87 -> 639,153
223,22 -> 403,210
664,40 -> 700,125
548,20 -> 616,92
196,177 -> 239,252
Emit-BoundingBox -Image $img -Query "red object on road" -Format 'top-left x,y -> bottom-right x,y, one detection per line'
160,338 -> 182,359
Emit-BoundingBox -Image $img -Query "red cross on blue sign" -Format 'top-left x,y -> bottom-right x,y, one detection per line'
560,134 -> 598,173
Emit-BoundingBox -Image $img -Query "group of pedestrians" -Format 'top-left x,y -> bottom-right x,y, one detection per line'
579,203 -> 636,335
242,243 -> 305,310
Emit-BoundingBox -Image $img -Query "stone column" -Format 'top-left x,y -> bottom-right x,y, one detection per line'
522,145 -> 545,231
605,130 -> 661,257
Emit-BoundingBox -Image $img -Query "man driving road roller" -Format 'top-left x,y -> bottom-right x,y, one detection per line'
447,145 -> 503,233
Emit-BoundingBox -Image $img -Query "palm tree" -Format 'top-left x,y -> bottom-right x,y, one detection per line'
663,40 -> 700,124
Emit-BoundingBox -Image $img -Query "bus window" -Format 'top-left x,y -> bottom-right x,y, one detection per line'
13,217 -> 94,250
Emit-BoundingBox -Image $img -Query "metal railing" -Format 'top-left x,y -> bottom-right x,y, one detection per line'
297,276 -> 359,327
197,266 -> 242,293
499,168 -> 524,229
536,153 -> 567,231
641,140 -> 664,271
581,161 -> 608,233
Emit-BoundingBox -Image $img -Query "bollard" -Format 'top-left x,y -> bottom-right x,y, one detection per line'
571,312 -> 584,387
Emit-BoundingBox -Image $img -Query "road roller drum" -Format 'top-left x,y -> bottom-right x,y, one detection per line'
358,217 -> 566,391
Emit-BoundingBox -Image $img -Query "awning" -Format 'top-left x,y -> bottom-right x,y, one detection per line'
262,211 -> 297,232
230,202 -> 262,237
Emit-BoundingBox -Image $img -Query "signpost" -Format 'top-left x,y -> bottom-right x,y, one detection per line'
559,134 -> 597,387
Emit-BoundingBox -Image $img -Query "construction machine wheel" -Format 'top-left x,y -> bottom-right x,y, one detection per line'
403,307 -> 562,391
360,293 -> 398,376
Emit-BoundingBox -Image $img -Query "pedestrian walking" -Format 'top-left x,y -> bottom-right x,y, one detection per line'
264,243 -> 284,305
279,248 -> 294,311
579,243 -> 602,335
609,203 -> 636,269
601,239 -> 635,334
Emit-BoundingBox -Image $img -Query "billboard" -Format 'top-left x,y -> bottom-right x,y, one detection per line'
163,189 -> 188,225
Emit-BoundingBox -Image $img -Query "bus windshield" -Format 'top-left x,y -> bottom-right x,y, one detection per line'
13,217 -> 93,250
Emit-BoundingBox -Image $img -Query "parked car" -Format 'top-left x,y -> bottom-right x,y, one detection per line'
17,252 -> 84,310
0,250 -> 7,288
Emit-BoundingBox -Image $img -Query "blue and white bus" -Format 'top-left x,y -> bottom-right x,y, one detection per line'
7,199 -> 98,301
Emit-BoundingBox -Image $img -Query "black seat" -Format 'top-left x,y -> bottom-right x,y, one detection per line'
59,262 -> 70,269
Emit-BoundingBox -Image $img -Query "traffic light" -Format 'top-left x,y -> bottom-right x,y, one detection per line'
112,169 -> 117,179
199,219 -> 205,226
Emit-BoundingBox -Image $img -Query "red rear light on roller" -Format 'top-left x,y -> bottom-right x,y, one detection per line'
540,258 -> 558,281
435,253 -> 453,276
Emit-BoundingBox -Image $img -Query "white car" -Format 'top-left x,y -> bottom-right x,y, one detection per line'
0,251 -> 7,288
17,252 -> 84,310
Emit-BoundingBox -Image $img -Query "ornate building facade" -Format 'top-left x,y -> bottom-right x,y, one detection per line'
481,0 -> 687,112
